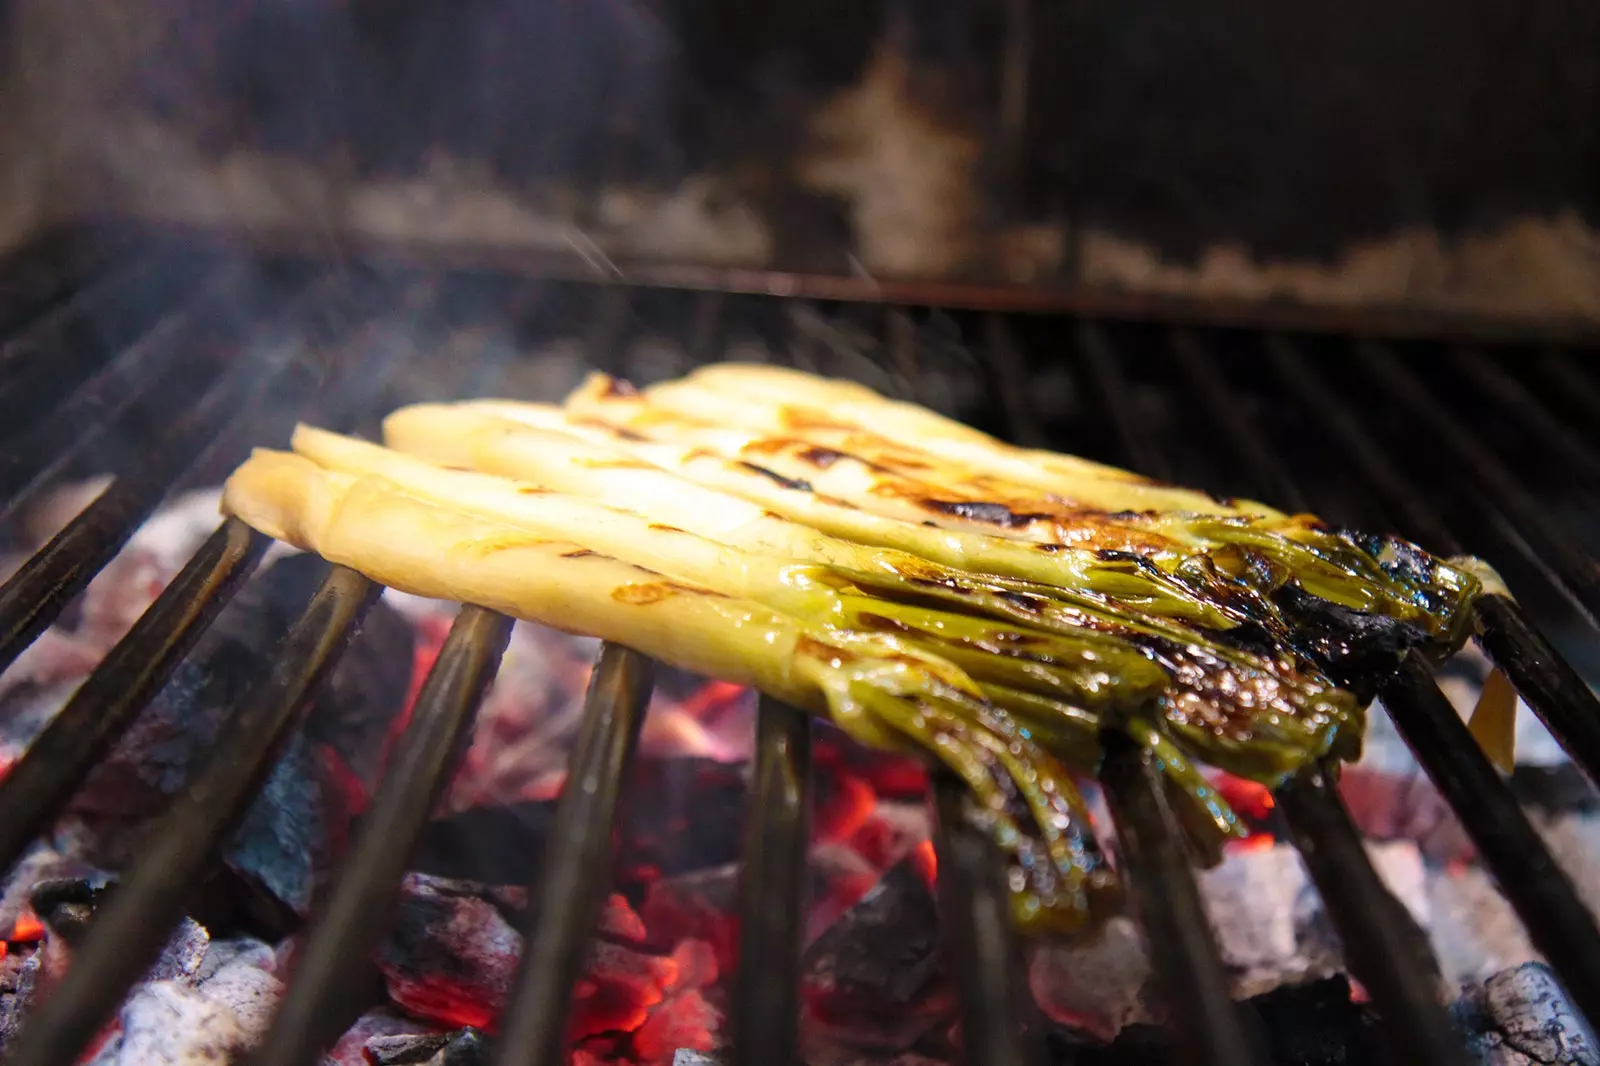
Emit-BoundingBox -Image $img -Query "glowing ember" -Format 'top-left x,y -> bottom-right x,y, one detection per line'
9,911 -> 43,943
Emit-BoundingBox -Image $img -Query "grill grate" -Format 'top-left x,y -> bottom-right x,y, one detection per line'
0,230 -> 1596,1066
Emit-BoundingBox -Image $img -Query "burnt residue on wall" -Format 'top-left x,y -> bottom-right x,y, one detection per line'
6,0 -> 1600,315
127,0 -> 1599,259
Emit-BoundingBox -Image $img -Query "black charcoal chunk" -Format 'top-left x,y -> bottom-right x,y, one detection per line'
1052,976 -> 1384,1066
366,1027 -> 490,1066
70,553 -> 413,925
1454,963 -> 1599,1066
801,858 -> 940,1011
25,865 -> 115,943
411,758 -> 747,887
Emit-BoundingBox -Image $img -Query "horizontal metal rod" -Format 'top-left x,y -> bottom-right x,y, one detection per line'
1275,767 -> 1470,1066
931,772 -> 1045,1066
3,565 -> 379,1066
250,605 -> 513,1066
1098,730 -> 1269,1066
731,696 -> 813,1066
168,220 -> 1600,346
0,517 -> 269,879
492,642 -> 654,1066
1380,654 -> 1600,1029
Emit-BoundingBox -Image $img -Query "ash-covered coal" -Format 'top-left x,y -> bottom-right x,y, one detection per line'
365,1026 -> 490,1066
1453,963 -> 1599,1066
374,871 -> 718,1054
0,893 -> 229,1061
409,758 -> 748,888
64,552 -> 413,929
86,936 -> 283,1066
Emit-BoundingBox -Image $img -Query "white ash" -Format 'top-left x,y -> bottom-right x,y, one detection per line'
1027,917 -> 1154,1042
88,981 -> 259,1066
87,935 -> 282,1066
1431,865 -> 1539,986
1028,823 -> 1599,1039
149,917 -> 212,983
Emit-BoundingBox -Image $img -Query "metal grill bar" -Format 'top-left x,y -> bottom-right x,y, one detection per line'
1453,346 -> 1600,489
0,345 -> 309,674
731,696 -> 813,1066
1098,731 -> 1268,1066
0,246 -> 168,380
0,263 -> 252,518
931,773 -> 1044,1066
1264,335 -> 1461,552
1103,327 -> 1472,1060
0,517 -> 269,876
251,606 -> 513,1066
4,565 -> 380,1066
1274,769 -> 1469,1066
0,229 -> 138,337
493,642 -> 654,1066
983,315 -> 1046,448
1076,321 -> 1170,481
1538,351 -> 1600,425
1167,330 -> 1308,511
1474,593 -> 1600,787
1381,654 -> 1600,1026
1352,340 -> 1600,629
1264,336 -> 1600,792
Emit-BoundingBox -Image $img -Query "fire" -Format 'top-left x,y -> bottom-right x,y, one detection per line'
910,840 -> 938,883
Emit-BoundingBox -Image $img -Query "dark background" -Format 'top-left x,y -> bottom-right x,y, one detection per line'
60,0 -> 1600,264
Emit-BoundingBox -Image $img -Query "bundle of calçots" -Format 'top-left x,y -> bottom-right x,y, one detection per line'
220,363 -> 1502,936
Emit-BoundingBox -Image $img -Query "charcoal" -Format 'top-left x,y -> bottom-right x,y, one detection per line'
377,874 -> 678,1039
0,950 -> 44,1053
366,1027 -> 490,1065
69,553 -> 413,925
376,874 -> 521,1031
326,1010 -> 438,1066
408,803 -> 556,886
1454,963 -> 1600,1066
642,862 -> 741,968
411,758 -> 749,887
801,858 -> 940,1013
1028,917 -> 1154,1041
29,869 -> 116,943
1053,976 -> 1385,1066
